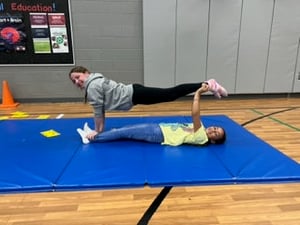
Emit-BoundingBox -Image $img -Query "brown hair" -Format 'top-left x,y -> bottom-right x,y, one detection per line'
214,127 -> 226,144
68,66 -> 90,78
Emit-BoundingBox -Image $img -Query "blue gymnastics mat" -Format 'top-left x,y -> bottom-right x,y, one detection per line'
1,115 -> 300,193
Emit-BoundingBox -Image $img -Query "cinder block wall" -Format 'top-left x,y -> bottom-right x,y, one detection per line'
0,0 -> 143,101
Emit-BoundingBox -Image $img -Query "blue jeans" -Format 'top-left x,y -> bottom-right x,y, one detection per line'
92,123 -> 164,143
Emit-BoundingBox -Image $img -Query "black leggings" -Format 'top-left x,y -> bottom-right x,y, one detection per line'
132,83 -> 204,105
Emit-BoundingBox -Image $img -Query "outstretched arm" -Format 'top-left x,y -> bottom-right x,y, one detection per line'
94,113 -> 105,133
191,83 -> 209,132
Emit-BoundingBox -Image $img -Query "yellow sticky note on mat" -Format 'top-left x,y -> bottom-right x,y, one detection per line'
0,116 -> 9,120
40,129 -> 60,138
37,115 -> 50,119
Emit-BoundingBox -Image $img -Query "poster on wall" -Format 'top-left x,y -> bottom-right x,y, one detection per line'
0,0 -> 74,65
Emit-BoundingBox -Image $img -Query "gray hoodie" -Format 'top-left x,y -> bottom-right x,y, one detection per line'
84,73 -> 134,118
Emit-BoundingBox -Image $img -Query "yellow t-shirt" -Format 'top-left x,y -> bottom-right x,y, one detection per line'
159,123 -> 208,146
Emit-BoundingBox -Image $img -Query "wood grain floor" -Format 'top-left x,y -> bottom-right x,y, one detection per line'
0,96 -> 300,225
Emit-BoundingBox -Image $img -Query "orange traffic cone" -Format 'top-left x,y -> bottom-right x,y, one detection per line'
0,80 -> 19,109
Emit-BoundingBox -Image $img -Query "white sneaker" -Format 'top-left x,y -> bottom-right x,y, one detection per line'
83,122 -> 93,133
77,128 -> 90,144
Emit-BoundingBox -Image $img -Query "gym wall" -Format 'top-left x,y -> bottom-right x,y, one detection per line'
0,0 -> 299,102
0,0 -> 143,101
144,0 -> 300,94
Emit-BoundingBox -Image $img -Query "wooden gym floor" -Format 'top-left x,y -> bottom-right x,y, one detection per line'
0,96 -> 300,225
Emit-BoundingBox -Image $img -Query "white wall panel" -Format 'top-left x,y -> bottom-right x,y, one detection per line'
236,0 -> 273,94
143,0 -> 300,93
175,0 -> 209,84
293,39 -> 300,92
265,0 -> 300,93
206,0 -> 242,93
143,0 -> 176,87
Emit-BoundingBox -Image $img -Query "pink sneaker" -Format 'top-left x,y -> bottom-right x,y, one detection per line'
206,79 -> 228,99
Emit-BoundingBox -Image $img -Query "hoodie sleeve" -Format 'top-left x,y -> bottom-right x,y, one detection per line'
87,82 -> 105,118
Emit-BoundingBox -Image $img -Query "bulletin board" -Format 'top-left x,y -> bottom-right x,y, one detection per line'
0,0 -> 74,65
